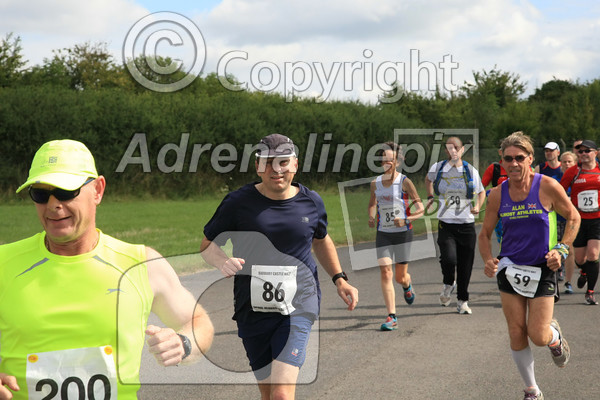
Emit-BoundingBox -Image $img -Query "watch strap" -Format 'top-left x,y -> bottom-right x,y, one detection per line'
177,333 -> 192,360
332,271 -> 348,284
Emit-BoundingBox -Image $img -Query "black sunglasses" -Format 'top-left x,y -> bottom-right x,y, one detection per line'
29,178 -> 95,204
578,149 -> 593,154
503,155 -> 528,163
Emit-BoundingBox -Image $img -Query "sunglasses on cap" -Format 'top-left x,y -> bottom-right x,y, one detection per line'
503,155 -> 528,163
29,178 -> 95,204
578,149 -> 593,154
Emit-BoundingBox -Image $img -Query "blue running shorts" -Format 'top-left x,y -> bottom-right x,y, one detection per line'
240,314 -> 314,380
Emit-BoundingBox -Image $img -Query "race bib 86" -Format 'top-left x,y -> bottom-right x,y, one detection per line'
251,265 -> 298,315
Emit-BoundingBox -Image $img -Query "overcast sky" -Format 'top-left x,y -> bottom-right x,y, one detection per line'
2,0 -> 599,102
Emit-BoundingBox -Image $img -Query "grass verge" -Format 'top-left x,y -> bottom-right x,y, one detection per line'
0,186 -> 481,274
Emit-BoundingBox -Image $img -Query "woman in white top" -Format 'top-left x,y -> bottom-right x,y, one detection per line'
425,136 -> 486,315
368,142 -> 424,331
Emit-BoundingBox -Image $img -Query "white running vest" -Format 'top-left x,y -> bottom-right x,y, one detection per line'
375,173 -> 408,233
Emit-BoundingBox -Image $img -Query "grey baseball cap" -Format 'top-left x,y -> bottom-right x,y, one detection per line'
255,134 -> 296,158
576,140 -> 598,150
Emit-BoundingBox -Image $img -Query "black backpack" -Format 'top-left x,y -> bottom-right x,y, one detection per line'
491,162 -> 502,187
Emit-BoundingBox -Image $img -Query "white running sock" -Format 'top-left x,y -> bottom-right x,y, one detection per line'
511,347 -> 537,390
549,325 -> 560,345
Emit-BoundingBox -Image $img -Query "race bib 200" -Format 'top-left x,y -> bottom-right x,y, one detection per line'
26,346 -> 117,400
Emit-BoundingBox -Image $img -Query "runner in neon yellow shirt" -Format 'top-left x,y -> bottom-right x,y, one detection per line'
0,140 -> 214,399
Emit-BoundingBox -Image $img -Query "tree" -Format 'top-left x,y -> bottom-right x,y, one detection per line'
0,33 -> 27,87
44,42 -> 121,90
461,67 -> 526,107
460,67 -> 528,148
529,79 -> 590,143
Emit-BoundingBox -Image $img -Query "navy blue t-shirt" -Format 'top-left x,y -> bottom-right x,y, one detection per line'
538,161 -> 563,182
203,182 -> 328,336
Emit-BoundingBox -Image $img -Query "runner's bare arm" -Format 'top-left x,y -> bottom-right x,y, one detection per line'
200,236 -> 245,277
471,188 -> 487,215
146,246 -> 214,366
424,175 -> 435,211
540,176 -> 580,247
478,186 -> 501,277
540,177 -> 581,270
367,180 -> 377,228
312,235 -> 358,311
402,177 -> 424,222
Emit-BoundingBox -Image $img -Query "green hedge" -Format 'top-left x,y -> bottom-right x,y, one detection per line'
2,76 -> 600,199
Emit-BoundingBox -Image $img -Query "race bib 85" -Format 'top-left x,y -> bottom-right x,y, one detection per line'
378,203 -> 403,230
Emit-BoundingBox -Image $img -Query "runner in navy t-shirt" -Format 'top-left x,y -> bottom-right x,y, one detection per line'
200,134 -> 358,400
534,141 -> 563,181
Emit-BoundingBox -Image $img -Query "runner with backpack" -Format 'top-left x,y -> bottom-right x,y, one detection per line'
425,137 -> 486,314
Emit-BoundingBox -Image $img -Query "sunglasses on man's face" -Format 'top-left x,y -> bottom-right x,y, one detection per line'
578,149 -> 593,154
29,178 -> 95,204
503,155 -> 528,163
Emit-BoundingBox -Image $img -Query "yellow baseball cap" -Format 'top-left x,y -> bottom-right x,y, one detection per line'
16,140 -> 98,193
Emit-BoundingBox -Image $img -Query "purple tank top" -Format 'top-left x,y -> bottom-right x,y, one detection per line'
498,174 -> 556,265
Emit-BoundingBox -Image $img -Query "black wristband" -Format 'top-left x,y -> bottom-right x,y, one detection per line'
427,195 -> 434,200
332,271 -> 348,284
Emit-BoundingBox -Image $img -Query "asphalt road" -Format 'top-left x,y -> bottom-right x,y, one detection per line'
138,235 -> 600,400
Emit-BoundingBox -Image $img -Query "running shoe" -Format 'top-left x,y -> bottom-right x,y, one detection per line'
439,282 -> 456,306
549,319 -> 570,367
380,316 -> 397,331
585,290 -> 598,305
403,283 -> 415,305
564,282 -> 573,294
457,300 -> 472,315
523,387 -> 544,400
577,271 -> 587,289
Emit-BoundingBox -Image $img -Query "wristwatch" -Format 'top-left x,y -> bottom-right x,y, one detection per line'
332,271 -> 348,284
177,333 -> 192,360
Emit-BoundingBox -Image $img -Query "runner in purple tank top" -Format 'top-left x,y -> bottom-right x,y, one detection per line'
478,131 -> 580,400
498,174 -> 556,266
